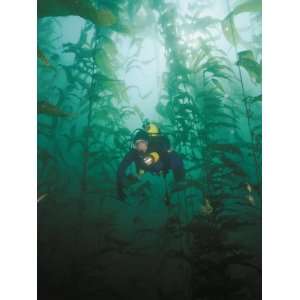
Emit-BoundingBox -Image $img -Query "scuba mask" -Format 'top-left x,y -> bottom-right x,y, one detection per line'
131,129 -> 149,149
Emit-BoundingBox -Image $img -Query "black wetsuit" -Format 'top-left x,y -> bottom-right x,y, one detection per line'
116,134 -> 184,200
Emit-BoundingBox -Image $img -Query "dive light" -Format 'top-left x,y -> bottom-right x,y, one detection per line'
144,156 -> 153,165
143,152 -> 160,166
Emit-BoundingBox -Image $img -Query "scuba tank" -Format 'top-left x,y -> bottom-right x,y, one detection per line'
142,119 -> 160,136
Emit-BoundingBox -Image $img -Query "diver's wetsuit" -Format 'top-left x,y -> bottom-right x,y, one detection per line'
116,134 -> 184,200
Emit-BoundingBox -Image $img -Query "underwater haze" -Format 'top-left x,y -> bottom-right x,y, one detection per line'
37,0 -> 262,299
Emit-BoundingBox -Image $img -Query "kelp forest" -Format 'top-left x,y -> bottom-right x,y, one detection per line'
37,0 -> 262,299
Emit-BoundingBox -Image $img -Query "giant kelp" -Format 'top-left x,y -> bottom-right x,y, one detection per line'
38,1 -> 261,299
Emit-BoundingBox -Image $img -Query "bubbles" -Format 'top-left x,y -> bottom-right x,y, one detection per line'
178,31 -> 202,51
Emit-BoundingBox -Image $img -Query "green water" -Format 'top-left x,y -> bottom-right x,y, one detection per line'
37,0 -> 262,299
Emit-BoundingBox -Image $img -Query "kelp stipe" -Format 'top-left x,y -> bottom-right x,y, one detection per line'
38,0 -> 261,299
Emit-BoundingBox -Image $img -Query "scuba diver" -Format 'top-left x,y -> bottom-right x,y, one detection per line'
116,120 -> 185,202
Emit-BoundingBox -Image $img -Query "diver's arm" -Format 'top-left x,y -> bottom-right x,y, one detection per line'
173,165 -> 185,181
116,150 -> 136,200
169,151 -> 185,181
161,135 -> 171,152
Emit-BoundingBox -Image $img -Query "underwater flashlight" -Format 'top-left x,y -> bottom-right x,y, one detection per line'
143,156 -> 153,166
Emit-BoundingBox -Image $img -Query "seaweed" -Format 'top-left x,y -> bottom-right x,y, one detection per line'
38,1 -> 261,299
